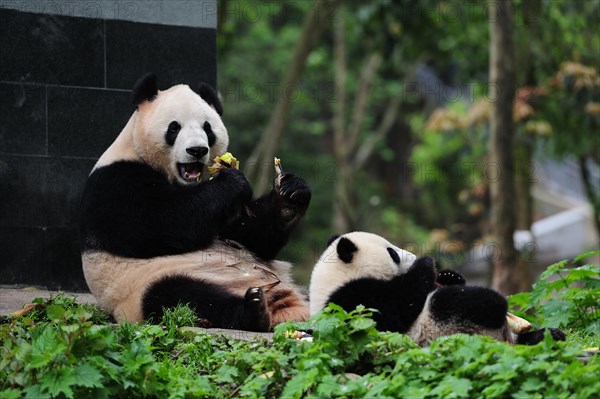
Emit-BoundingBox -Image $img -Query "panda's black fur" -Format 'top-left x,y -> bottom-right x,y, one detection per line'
80,159 -> 308,261
80,74 -> 311,330
309,232 -> 565,345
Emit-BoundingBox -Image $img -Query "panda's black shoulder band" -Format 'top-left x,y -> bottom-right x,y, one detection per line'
132,72 -> 158,105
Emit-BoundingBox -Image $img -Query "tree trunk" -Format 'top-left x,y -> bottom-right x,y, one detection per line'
330,6 -> 384,232
515,143 -> 533,230
246,0 -> 341,195
331,7 -> 352,233
489,0 -> 521,295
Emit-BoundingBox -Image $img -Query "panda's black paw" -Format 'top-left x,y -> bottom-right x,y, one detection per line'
436,270 -> 466,287
274,173 -> 311,216
516,328 -> 566,345
243,287 -> 271,332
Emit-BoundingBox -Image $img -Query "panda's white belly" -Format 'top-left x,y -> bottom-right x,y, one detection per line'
82,242 -> 294,322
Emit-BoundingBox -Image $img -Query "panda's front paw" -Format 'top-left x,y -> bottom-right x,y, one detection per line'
436,270 -> 466,287
274,173 -> 311,215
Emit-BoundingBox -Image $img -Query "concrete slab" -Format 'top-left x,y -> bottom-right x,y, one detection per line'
0,286 -> 97,316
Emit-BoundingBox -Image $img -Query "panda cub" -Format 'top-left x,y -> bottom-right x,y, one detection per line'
309,232 -> 513,345
80,73 -> 311,331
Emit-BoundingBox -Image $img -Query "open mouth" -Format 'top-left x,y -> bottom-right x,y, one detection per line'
178,162 -> 204,182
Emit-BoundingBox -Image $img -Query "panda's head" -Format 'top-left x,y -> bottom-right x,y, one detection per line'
130,73 -> 228,185
309,231 -> 417,314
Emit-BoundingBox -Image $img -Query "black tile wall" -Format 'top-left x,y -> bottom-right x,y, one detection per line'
0,226 -> 87,291
0,7 -> 216,291
48,87 -> 132,158
106,20 -> 216,89
0,8 -> 104,87
0,83 -> 46,155
0,155 -> 96,227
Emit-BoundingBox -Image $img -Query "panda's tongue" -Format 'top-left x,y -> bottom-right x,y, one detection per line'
179,162 -> 203,180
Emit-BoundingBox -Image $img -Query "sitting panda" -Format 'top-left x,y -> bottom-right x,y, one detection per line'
309,232 -> 564,345
80,73 -> 311,331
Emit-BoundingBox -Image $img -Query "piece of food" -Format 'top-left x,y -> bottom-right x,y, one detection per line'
274,157 -> 283,176
506,312 -> 532,334
208,152 -> 239,174
10,302 -> 46,318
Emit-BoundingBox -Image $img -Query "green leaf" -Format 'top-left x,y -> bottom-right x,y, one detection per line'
430,375 -> 472,398
280,367 -> 319,399
349,317 -> 376,332
23,384 -> 51,399
73,362 -> 104,388
215,364 -> 239,383
39,367 -> 76,399
574,250 -> 600,263
0,388 -> 23,399
46,305 -> 66,321
541,298 -> 573,328
27,329 -> 66,370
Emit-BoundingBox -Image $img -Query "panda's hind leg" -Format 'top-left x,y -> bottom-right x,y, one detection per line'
142,275 -> 271,331
429,285 -> 508,329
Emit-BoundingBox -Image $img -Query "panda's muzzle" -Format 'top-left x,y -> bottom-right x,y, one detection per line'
178,146 -> 209,181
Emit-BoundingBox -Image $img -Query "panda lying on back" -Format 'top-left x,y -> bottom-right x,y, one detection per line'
310,232 -> 565,345
80,73 -> 311,331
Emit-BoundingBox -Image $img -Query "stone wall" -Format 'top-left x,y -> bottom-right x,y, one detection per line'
0,1 -> 217,290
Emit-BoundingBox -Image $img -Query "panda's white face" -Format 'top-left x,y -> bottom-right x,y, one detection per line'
135,84 -> 228,185
309,231 -> 417,315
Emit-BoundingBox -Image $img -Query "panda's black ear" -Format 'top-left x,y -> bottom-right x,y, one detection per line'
327,234 -> 340,247
194,83 -> 223,116
132,73 -> 158,106
337,237 -> 358,263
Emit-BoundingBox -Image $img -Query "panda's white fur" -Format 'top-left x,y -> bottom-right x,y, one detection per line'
309,232 -> 416,315
80,74 -> 311,330
309,231 -> 512,345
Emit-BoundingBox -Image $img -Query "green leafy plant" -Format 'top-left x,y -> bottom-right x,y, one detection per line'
2,269 -> 600,398
510,250 -> 600,338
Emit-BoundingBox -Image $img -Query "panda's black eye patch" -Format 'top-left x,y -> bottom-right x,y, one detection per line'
387,247 -> 400,264
165,121 -> 181,146
204,121 -> 216,147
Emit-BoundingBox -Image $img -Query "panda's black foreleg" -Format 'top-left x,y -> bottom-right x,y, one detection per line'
391,256 -> 439,323
219,173 -> 311,260
429,286 -> 508,329
141,275 -> 271,331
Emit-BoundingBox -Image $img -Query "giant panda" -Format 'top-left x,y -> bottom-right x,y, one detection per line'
80,73 -> 311,331
309,232 -> 562,345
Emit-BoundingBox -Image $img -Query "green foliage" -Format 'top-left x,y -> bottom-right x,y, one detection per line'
2,290 -> 600,398
510,251 -> 600,339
